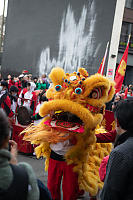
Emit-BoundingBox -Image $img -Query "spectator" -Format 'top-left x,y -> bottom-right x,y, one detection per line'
36,77 -> 46,91
20,82 -> 37,113
32,93 -> 48,124
9,85 -> 18,113
7,74 -> 11,81
0,109 -> 52,200
33,77 -> 38,88
112,95 -> 122,111
42,74 -> 50,89
8,77 -> 15,90
100,100 -> 133,200
0,109 -> 39,200
127,88 -> 133,97
14,76 -> 22,94
21,75 -> 28,88
0,81 -> 14,118
105,94 -> 115,111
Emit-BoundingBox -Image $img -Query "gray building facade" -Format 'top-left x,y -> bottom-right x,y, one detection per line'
2,0 -> 116,77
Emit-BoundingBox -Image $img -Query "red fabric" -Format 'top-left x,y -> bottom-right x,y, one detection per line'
19,88 -> 28,105
115,42 -> 129,93
32,91 -> 37,114
98,57 -> 104,75
98,43 -> 109,75
124,88 -> 128,99
86,103 -> 101,113
23,70 -> 29,73
103,110 -> 115,132
96,129 -> 117,143
14,81 -> 19,88
12,124 -> 34,154
47,158 -> 79,200
15,81 -> 22,95
8,80 -> 14,90
1,95 -> 14,117
99,155 -> 109,182
23,88 -> 28,95
44,119 -> 84,134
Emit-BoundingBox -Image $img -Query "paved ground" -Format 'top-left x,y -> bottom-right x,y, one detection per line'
18,153 -> 47,184
17,153 -> 99,200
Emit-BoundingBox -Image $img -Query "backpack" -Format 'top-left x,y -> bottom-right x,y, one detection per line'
0,164 -> 28,200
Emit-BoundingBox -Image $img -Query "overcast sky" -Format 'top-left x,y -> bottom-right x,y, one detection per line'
0,0 -> 8,16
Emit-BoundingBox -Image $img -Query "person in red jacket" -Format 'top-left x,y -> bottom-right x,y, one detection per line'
14,77 -> 22,95
0,81 -> 14,118
8,77 -> 15,90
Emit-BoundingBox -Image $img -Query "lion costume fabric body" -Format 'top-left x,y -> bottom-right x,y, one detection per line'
22,67 -> 115,196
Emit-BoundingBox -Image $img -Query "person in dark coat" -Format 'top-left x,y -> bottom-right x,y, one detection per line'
100,99 -> 133,200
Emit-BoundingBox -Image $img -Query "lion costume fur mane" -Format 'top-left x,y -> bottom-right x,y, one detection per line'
22,67 -> 115,196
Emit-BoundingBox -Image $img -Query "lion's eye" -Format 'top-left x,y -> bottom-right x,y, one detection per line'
55,85 -> 62,91
75,88 -> 82,94
89,88 -> 102,99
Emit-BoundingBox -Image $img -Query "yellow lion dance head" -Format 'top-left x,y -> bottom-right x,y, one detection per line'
22,67 -> 115,196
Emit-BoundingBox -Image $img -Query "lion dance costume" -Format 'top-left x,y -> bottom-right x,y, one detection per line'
22,67 -> 115,200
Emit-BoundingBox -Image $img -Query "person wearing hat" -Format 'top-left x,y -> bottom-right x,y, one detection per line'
0,81 -> 14,118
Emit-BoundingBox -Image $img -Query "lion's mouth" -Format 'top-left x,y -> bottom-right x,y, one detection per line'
52,111 -> 83,124
44,111 -> 84,133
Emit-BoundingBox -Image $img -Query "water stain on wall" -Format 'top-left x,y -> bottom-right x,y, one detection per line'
38,1 -> 101,75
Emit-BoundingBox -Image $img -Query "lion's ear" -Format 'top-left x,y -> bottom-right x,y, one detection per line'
49,67 -> 65,86
107,82 -> 115,102
46,88 -> 55,99
78,68 -> 89,77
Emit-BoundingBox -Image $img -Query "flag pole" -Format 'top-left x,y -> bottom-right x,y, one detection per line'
127,34 -> 131,45
98,41 -> 109,75
101,41 -> 109,72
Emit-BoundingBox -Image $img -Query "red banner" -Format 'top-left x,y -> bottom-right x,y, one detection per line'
114,41 -> 129,94
98,42 -> 109,75
102,110 -> 115,131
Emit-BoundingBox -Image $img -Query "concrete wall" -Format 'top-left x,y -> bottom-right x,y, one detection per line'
2,0 -> 116,77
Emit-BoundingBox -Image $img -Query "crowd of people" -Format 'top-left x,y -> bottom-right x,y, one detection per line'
0,70 -> 133,121
106,83 -> 133,111
0,71 -> 50,123
0,71 -> 52,200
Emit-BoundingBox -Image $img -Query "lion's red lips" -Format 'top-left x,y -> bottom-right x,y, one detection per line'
44,119 -> 84,133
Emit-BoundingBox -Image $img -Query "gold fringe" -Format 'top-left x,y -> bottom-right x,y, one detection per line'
21,122 -> 79,144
